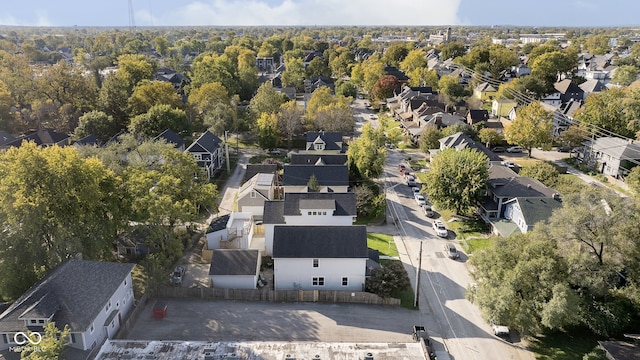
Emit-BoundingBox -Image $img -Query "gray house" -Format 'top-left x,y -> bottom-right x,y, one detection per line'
0,260 -> 135,355
185,130 -> 224,180
585,137 -> 640,178
237,173 -> 276,220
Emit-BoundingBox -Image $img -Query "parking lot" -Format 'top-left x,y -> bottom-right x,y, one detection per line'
125,299 -> 420,343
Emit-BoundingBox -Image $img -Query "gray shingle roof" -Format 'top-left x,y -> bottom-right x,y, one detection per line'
207,214 -> 231,233
282,165 -> 348,186
263,201 -> 286,224
243,164 -> 278,183
209,249 -> 259,276
289,154 -> 348,165
186,130 -> 222,154
0,259 -> 135,333
154,128 -> 185,149
589,137 -> 640,160
262,192 -> 356,224
490,176 -> 557,199
511,197 -> 563,226
305,131 -> 343,151
273,226 -> 368,258
439,132 -> 502,161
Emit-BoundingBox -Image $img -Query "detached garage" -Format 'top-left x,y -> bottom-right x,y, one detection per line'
209,249 -> 261,289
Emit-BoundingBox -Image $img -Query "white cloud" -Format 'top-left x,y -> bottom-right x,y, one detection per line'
151,0 -> 462,26
0,16 -> 19,26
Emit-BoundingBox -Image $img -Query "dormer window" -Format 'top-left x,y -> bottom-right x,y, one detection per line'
314,143 -> 325,151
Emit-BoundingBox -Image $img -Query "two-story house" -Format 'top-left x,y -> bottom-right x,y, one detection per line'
289,153 -> 348,166
185,130 -> 224,180
262,192 -> 357,255
473,82 -> 497,101
304,131 -> 345,153
272,226 -> 368,291
0,260 -> 135,353
585,137 -> 640,178
432,132 -> 502,162
237,173 -> 276,220
282,164 -> 349,193
503,197 -> 563,234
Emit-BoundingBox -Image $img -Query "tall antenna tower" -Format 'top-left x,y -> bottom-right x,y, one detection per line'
128,0 -> 136,31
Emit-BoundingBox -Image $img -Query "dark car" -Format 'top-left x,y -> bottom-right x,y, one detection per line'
557,145 -> 573,152
491,146 -> 505,153
267,149 -> 282,155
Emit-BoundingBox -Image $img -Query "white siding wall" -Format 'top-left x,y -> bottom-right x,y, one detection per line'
240,206 -> 265,220
274,258 -> 366,291
504,203 -> 528,234
210,275 -> 258,289
206,229 -> 227,249
77,273 -> 135,350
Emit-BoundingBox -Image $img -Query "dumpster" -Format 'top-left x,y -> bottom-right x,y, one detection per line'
152,300 -> 168,318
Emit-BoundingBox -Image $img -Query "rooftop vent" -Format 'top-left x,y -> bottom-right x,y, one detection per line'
364,352 -> 374,360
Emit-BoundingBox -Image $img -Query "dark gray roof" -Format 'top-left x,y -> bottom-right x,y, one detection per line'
3,129 -> 69,148
299,199 -> 336,210
186,130 -> 222,154
489,175 -> 557,199
509,197 -> 562,226
588,137 -> 640,160
209,249 -> 259,276
74,134 -> 102,146
306,131 -> 343,150
439,132 -> 501,161
290,153 -> 348,165
273,226 -> 368,258
0,131 -> 16,146
283,165 -> 348,186
263,200 -> 286,224
154,128 -> 184,149
207,214 -> 231,233
243,164 -> 278,183
263,192 -> 356,224
0,260 -> 135,333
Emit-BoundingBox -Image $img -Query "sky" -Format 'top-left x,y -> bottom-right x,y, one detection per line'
0,0 -> 638,28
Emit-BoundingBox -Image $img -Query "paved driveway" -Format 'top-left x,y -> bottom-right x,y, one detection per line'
125,299 -> 420,343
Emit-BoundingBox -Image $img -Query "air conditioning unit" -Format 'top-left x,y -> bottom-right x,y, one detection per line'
226,353 -> 239,360
364,352 -> 374,360
285,355 -> 296,360
121,350 -> 134,359
203,352 -> 216,360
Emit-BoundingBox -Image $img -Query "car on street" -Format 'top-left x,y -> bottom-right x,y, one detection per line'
407,178 -> 416,187
412,187 -> 421,194
503,161 -> 517,169
557,145 -> 573,152
432,220 -> 448,238
506,146 -> 524,153
491,146 -> 505,153
444,243 -> 459,259
266,149 -> 282,155
422,205 -> 435,218
170,265 -> 186,285
398,164 -> 406,172
414,194 -> 426,206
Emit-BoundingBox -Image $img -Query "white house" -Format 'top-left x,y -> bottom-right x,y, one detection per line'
503,197 -> 563,234
272,226 -> 368,291
209,249 -> 261,289
205,214 -> 231,250
586,137 -> 640,178
262,192 -> 357,256
0,260 -> 135,352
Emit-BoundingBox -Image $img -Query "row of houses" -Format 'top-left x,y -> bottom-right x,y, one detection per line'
203,131 -> 379,293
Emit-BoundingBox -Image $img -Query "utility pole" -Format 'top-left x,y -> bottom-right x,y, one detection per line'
414,240 -> 422,308
224,131 -> 231,174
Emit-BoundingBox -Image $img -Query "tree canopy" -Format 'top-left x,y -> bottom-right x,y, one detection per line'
504,102 -> 553,156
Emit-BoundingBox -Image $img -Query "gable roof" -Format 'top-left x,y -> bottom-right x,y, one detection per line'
475,82 -> 497,93
0,131 -> 16,146
263,192 -> 356,224
3,129 -> 70,148
282,165 -> 348,187
489,175 -> 557,199
508,197 -> 562,226
589,137 -> 640,160
273,226 -> 368,258
0,260 -> 134,332
290,153 -> 348,165
439,132 -> 502,161
467,109 -> 490,122
238,173 -> 274,200
579,79 -> 607,93
154,128 -> 184,149
305,131 -> 343,151
208,249 -> 259,276
207,214 -> 231,233
186,130 -> 223,154
243,164 -> 278,184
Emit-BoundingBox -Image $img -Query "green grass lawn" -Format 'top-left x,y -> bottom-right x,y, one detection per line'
367,233 -> 399,257
461,237 -> 493,254
528,328 -> 602,360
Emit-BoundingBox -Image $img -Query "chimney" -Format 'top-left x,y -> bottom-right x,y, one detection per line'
435,114 -> 443,127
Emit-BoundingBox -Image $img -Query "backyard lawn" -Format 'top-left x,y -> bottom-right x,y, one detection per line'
367,233 -> 399,257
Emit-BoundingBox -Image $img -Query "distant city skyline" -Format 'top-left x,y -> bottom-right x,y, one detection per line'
0,0 -> 638,28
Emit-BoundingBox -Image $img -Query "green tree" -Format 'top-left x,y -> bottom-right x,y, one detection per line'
128,80 -> 183,117
305,86 -> 334,121
519,162 -> 559,186
425,148 -> 488,215
0,79 -> 16,132
440,41 -> 467,61
419,125 -> 441,152
366,261 -> 410,298
0,143 -> 123,300
382,43 -> 409,67
307,174 -> 320,192
190,53 -> 240,96
530,51 -> 575,90
478,128 -> 503,148
585,34 -> 611,55
504,102 -> 553,156
407,68 -> 439,88
362,55 -> 386,95
611,65 -> 639,86
281,57 -> 306,91
152,36 -> 169,57
347,123 -> 386,178
438,75 -> 468,106
75,110 -> 116,143
249,82 -> 287,120
306,56 -> 331,78
128,104 -> 189,139
116,54 -> 156,92
256,112 -> 279,150
98,72 -> 132,131
20,322 -> 70,360
335,81 -> 358,98
574,88 -> 632,137
315,103 -> 354,134
488,44 -> 519,79
626,166 -> 640,195
559,125 -> 589,148
329,50 -> 355,78
203,102 -> 235,136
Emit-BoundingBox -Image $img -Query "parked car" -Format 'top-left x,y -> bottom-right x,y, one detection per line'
444,243 -> 459,259
492,325 -> 510,338
170,265 -> 186,285
266,149 -> 281,155
491,146 -> 505,153
422,205 -> 435,218
557,145 -> 573,152
412,187 -> 421,194
506,146 -> 524,153
432,220 -> 448,238
503,161 -> 517,169
414,194 -> 426,206
398,164 -> 406,172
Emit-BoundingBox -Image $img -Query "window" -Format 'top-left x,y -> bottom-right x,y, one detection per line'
38,320 -> 45,324
193,153 -> 202,161
312,277 -> 325,286
2,334 -> 7,344
250,190 -> 257,198
90,324 -> 94,333
124,279 -> 127,285
342,277 -> 348,286
70,334 -> 76,343
308,211 -> 312,215
312,259 -> 319,268
312,211 -> 317,215
105,301 -> 111,313
30,319 -> 37,324
322,211 -> 326,215
116,302 -> 119,308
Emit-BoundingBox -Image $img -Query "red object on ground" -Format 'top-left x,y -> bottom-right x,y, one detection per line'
152,301 -> 168,318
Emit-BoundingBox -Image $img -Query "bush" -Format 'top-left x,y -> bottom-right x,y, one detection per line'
366,262 -> 410,298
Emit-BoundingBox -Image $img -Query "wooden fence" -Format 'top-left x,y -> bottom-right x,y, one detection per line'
152,286 -> 400,306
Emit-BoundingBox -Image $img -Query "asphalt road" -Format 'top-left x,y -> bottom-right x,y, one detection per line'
384,149 -> 534,360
